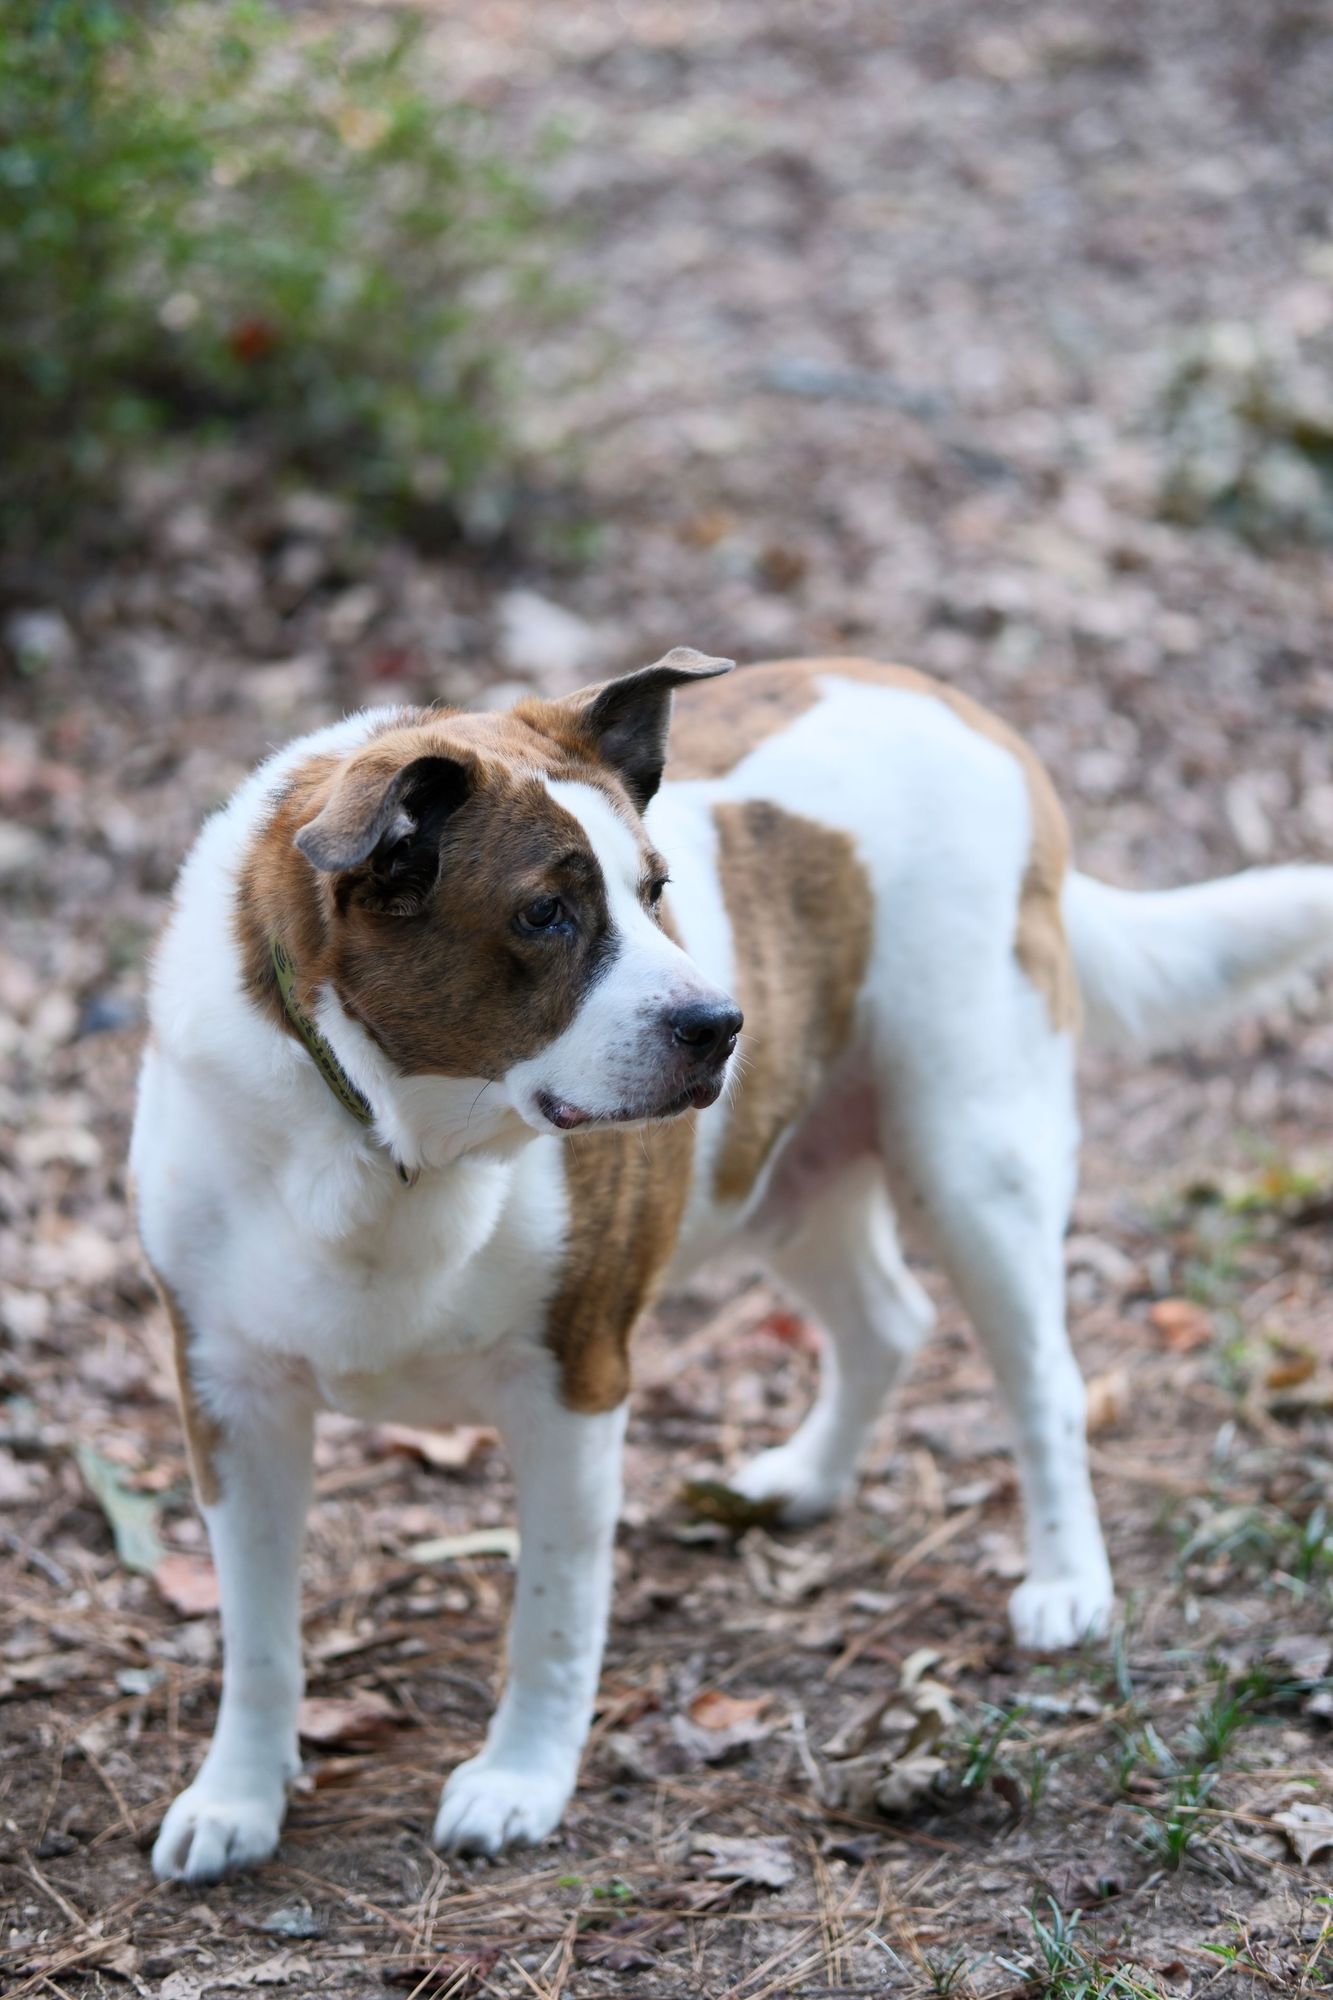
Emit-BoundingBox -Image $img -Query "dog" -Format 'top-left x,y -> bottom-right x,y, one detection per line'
132,650 -> 1333,1880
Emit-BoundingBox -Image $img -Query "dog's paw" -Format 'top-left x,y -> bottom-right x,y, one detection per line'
1008,1573 -> 1113,1651
730,1439 -> 855,1528
433,1757 -> 571,1858
152,1780 -> 285,1883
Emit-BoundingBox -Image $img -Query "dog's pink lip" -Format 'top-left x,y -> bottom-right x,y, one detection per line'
536,1075 -> 725,1132
535,1093 -> 590,1131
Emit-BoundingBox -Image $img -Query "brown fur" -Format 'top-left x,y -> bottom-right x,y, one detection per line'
670,658 -> 1079,1033
546,1110 -> 695,1411
234,705 -> 663,1084
711,803 -> 874,1205
153,1270 -> 223,1507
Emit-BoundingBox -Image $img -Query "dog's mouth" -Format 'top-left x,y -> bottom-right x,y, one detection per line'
536,1075 -> 725,1133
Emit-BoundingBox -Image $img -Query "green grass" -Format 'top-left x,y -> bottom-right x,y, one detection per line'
996,1900 -> 1165,1998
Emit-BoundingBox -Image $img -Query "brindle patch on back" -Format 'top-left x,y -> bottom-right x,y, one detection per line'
546,1110 -> 695,1412
712,801 -> 873,1206
152,1269 -> 223,1507
670,658 -> 1078,1034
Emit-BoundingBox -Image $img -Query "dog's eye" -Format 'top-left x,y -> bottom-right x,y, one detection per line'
518,894 -> 566,933
647,876 -> 669,906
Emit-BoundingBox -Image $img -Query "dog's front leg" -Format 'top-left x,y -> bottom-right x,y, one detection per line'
434,1365 -> 626,1857
153,1380 -> 314,1882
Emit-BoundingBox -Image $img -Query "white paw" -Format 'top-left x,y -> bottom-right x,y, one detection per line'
152,1778 -> 286,1882
1008,1572 -> 1113,1650
730,1439 -> 854,1528
433,1757 -> 572,1857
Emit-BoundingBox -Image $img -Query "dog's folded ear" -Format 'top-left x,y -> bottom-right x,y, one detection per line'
295,751 -> 473,911
563,647 -> 734,811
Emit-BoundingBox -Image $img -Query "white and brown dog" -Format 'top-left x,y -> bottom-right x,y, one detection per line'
133,651 -> 1333,1880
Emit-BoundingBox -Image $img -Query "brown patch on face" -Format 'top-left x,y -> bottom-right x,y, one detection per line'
152,1269 -> 223,1506
712,801 -> 873,1206
669,658 -> 1078,1034
234,707 -> 658,1084
546,1113 -> 695,1411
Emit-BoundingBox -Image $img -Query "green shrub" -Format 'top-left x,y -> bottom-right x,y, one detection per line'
1157,320 -> 1333,546
0,0 -> 555,540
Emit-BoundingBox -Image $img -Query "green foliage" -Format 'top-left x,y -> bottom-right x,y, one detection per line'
1157,319 -> 1333,546
0,0 -> 555,538
995,1900 -> 1163,1998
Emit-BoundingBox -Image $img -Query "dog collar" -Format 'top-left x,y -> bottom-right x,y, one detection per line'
270,939 -> 416,1184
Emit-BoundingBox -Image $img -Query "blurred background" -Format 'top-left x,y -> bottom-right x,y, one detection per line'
4,3 -> 1333,1993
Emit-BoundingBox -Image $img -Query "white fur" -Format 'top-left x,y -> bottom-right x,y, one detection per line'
1066,865 -> 1333,1050
135,673 -> 1333,1880
507,780 -> 730,1131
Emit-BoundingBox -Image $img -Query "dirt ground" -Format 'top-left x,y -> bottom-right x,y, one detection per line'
4,1 -> 1333,1993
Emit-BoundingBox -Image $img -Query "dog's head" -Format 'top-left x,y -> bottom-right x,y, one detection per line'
282,649 -> 742,1136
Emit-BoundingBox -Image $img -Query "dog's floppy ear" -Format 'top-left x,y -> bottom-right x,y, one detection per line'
569,647 -> 734,811
295,751 -> 472,911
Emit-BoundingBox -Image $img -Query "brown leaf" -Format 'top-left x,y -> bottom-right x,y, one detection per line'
687,1689 -> 773,1732
691,1833 -> 795,1889
297,1690 -> 401,1747
753,1308 -> 818,1351
377,1423 -> 496,1473
574,1919 -> 660,1973
1084,1368 -> 1129,1435
154,1552 -> 220,1616
1148,1298 -> 1213,1351
385,1953 -> 498,1994
679,1480 -> 784,1533
1264,1353 -> 1317,1391
674,1688 -> 779,1765
1275,1802 -> 1333,1865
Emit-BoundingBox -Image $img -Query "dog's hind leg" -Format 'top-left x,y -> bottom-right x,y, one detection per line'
731,1156 -> 935,1525
888,1002 -> 1113,1650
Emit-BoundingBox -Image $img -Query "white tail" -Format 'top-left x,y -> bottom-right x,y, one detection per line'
1064,865 -> 1333,1051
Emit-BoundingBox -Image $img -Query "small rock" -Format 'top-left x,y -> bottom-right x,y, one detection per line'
0,822 -> 44,883
4,609 -> 75,675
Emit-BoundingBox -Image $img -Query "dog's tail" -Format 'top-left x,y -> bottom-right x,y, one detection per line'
1064,864 -> 1333,1051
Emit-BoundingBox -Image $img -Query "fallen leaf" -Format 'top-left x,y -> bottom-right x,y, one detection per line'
574,1919 -> 659,1973
377,1423 -> 496,1473
224,1951 -> 313,1987
1148,1299 -> 1213,1352
753,1308 -> 817,1350
1084,1368 -> 1129,1435
691,1833 -> 795,1890
384,1951 -> 499,1993
819,1650 -> 959,1817
407,1526 -> 519,1564
298,1690 -> 402,1747
679,1479 -> 784,1534
159,1973 -> 205,2000
1265,1353 -> 1317,1391
154,1552 -> 220,1616
259,1902 -> 325,1940
674,1688 -> 779,1764
1266,1633 -> 1332,1680
687,1689 -> 773,1732
740,1528 -> 831,1603
75,1442 -> 163,1574
1275,1802 -> 1333,1865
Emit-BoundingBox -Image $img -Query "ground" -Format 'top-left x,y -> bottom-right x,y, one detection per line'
3,1 -> 1333,1994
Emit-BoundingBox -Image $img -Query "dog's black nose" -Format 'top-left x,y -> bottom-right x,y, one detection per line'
669,1000 -> 743,1063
